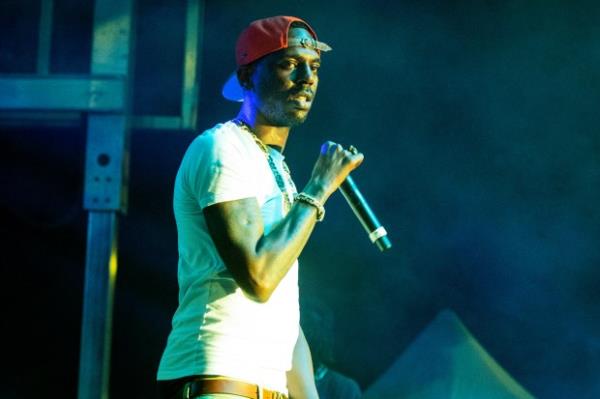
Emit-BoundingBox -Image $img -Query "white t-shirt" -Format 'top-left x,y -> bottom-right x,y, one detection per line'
157,121 -> 299,393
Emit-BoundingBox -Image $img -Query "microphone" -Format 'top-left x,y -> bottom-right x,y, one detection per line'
339,175 -> 392,251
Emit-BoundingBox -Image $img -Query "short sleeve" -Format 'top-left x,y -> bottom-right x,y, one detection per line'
182,127 -> 257,209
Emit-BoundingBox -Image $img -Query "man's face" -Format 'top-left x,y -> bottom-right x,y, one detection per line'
248,27 -> 321,127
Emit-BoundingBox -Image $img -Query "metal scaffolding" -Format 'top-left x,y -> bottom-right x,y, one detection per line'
0,1 -> 204,398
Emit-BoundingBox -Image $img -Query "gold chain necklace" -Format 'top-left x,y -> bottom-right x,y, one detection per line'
232,119 -> 297,213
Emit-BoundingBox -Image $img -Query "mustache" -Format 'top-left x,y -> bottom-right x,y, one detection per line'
288,88 -> 314,101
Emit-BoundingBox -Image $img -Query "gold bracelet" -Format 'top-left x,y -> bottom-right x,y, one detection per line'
294,192 -> 325,222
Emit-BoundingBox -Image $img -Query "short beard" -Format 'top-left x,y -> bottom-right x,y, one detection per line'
260,102 -> 309,127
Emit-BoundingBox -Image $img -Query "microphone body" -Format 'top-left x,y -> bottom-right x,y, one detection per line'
339,175 -> 392,251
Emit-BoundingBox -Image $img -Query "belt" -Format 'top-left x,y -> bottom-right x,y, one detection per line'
182,377 -> 288,399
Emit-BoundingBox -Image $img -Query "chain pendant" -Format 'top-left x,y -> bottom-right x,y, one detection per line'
232,119 -> 296,214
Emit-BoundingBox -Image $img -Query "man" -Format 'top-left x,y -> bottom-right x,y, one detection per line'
157,16 -> 363,399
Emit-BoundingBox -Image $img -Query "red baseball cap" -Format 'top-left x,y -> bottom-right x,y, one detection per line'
222,15 -> 332,102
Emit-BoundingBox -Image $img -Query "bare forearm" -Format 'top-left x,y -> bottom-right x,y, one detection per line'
252,181 -> 327,300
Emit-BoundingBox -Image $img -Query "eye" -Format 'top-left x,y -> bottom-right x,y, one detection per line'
278,59 -> 297,71
310,63 -> 321,73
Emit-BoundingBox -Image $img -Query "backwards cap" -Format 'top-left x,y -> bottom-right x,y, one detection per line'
222,15 -> 332,101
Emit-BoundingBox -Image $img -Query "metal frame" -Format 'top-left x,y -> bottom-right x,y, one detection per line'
181,0 -> 202,129
0,0 -> 203,132
0,1 -> 205,397
132,0 -> 203,130
37,0 -> 54,75
78,1 -> 135,398
0,75 -> 125,111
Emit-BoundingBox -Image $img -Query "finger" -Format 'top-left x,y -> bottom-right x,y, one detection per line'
352,152 -> 365,165
344,145 -> 363,162
343,153 -> 364,171
320,141 -> 340,155
320,141 -> 334,155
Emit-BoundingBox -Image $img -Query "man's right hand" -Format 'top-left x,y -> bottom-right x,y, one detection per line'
304,141 -> 364,204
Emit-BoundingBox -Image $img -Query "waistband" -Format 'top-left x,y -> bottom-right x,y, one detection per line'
181,376 -> 288,399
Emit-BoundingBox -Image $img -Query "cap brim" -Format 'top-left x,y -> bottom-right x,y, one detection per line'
222,71 -> 244,102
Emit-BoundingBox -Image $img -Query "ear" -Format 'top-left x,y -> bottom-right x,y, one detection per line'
237,64 -> 255,90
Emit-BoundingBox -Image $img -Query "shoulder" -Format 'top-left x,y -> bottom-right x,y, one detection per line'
180,121 -> 255,167
193,121 -> 255,149
188,121 -> 240,152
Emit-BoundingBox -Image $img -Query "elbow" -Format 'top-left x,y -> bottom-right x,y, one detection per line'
245,263 -> 277,303
239,283 -> 273,303
246,286 -> 273,303
228,259 -> 276,303
245,276 -> 275,303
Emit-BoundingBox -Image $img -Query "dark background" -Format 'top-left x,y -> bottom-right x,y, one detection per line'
1,0 -> 599,398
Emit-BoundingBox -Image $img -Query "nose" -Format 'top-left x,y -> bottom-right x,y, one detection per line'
296,62 -> 317,86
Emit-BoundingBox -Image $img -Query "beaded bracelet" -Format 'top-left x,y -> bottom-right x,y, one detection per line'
295,192 -> 325,222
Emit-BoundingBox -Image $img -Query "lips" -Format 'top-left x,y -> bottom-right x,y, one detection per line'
289,90 -> 313,102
